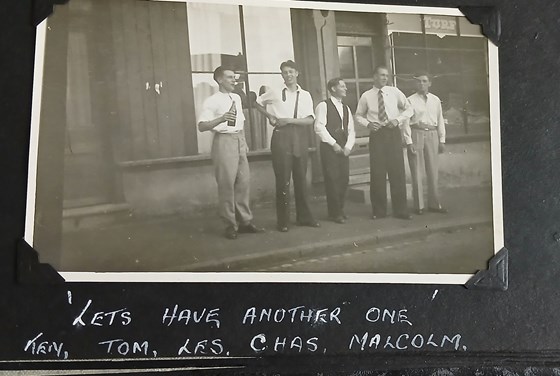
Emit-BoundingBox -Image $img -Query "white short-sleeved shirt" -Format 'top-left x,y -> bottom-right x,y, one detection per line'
257,84 -> 314,120
198,91 -> 245,133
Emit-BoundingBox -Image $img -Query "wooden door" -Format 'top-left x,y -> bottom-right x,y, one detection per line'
62,0 -> 198,209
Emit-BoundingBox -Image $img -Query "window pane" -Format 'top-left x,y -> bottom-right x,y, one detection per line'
460,36 -> 486,50
427,49 -> 460,75
392,32 -> 424,47
425,34 -> 460,49
243,6 -> 294,72
395,75 -> 417,97
393,48 -> 427,75
338,46 -> 355,79
187,3 -> 244,72
461,51 -> 487,76
356,46 -> 374,78
192,73 -> 219,154
344,81 -> 359,113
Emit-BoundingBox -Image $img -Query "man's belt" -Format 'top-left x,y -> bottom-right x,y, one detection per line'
411,123 -> 438,131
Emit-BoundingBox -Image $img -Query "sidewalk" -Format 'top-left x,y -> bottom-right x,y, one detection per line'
60,186 -> 494,272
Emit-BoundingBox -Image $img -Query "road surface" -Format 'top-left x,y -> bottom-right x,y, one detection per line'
256,225 -> 494,274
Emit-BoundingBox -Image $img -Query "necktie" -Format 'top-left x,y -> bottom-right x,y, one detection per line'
378,89 -> 388,124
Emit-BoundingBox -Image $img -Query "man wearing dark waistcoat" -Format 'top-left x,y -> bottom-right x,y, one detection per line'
314,77 -> 356,223
253,60 -> 319,232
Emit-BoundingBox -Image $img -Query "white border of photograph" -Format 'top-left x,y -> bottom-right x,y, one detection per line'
25,0 -> 502,284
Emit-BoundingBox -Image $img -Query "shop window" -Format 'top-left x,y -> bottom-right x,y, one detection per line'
337,36 -> 377,137
187,3 -> 294,154
389,19 -> 490,137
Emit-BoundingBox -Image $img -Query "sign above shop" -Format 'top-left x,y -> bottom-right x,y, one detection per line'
424,15 -> 458,35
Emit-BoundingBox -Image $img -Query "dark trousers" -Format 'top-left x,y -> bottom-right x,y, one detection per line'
271,131 -> 314,227
320,142 -> 349,218
369,127 -> 409,217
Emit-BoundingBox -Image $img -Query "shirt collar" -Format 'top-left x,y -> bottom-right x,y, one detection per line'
414,92 -> 431,100
372,85 -> 385,94
330,96 -> 343,105
282,84 -> 301,92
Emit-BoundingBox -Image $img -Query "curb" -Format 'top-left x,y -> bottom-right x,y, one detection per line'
177,217 -> 492,272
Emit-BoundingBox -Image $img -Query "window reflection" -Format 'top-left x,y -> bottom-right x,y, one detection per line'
187,3 -> 244,72
338,46 -> 354,79
356,46 -> 374,78
243,6 -> 294,72
192,73 -> 218,154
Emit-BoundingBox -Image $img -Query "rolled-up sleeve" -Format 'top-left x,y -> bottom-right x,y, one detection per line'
354,93 -> 370,128
198,97 -> 215,123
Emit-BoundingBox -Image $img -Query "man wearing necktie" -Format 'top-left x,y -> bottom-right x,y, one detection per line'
198,66 -> 264,240
253,60 -> 319,232
355,66 -> 414,220
405,72 -> 448,215
314,77 -> 356,224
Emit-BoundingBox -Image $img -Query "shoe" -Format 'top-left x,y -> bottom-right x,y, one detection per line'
371,214 -> 386,220
333,216 -> 346,224
296,221 -> 321,228
341,212 -> 349,220
416,209 -> 424,215
428,207 -> 448,214
238,223 -> 265,233
277,225 -> 289,233
225,226 -> 238,240
394,214 -> 412,220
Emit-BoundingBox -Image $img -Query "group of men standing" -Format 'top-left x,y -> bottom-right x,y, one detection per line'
198,61 -> 447,240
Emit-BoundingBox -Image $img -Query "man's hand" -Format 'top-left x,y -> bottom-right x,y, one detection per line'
268,115 -> 278,126
438,143 -> 445,154
368,121 -> 382,132
222,111 -> 236,124
332,143 -> 343,154
387,119 -> 399,128
343,146 -> 352,157
275,118 -> 291,127
407,144 -> 416,154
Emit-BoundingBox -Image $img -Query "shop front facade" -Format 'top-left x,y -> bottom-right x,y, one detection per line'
35,0 -> 491,241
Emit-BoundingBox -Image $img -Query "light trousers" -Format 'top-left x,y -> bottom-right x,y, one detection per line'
407,128 -> 441,210
211,132 -> 253,229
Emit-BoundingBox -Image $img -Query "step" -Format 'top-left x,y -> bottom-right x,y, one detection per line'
348,152 -> 370,171
349,171 -> 370,186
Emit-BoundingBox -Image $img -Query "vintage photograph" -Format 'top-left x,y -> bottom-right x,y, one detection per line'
26,0 -> 502,282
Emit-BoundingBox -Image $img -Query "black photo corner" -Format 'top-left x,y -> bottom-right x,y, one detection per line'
2,0 -> 560,374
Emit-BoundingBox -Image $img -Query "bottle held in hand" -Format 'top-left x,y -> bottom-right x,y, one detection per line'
227,100 -> 237,127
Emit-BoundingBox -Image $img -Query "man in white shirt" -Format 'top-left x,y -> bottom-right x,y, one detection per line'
314,77 -> 356,224
406,72 -> 448,215
198,66 -> 264,240
253,60 -> 319,232
354,66 -> 413,220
